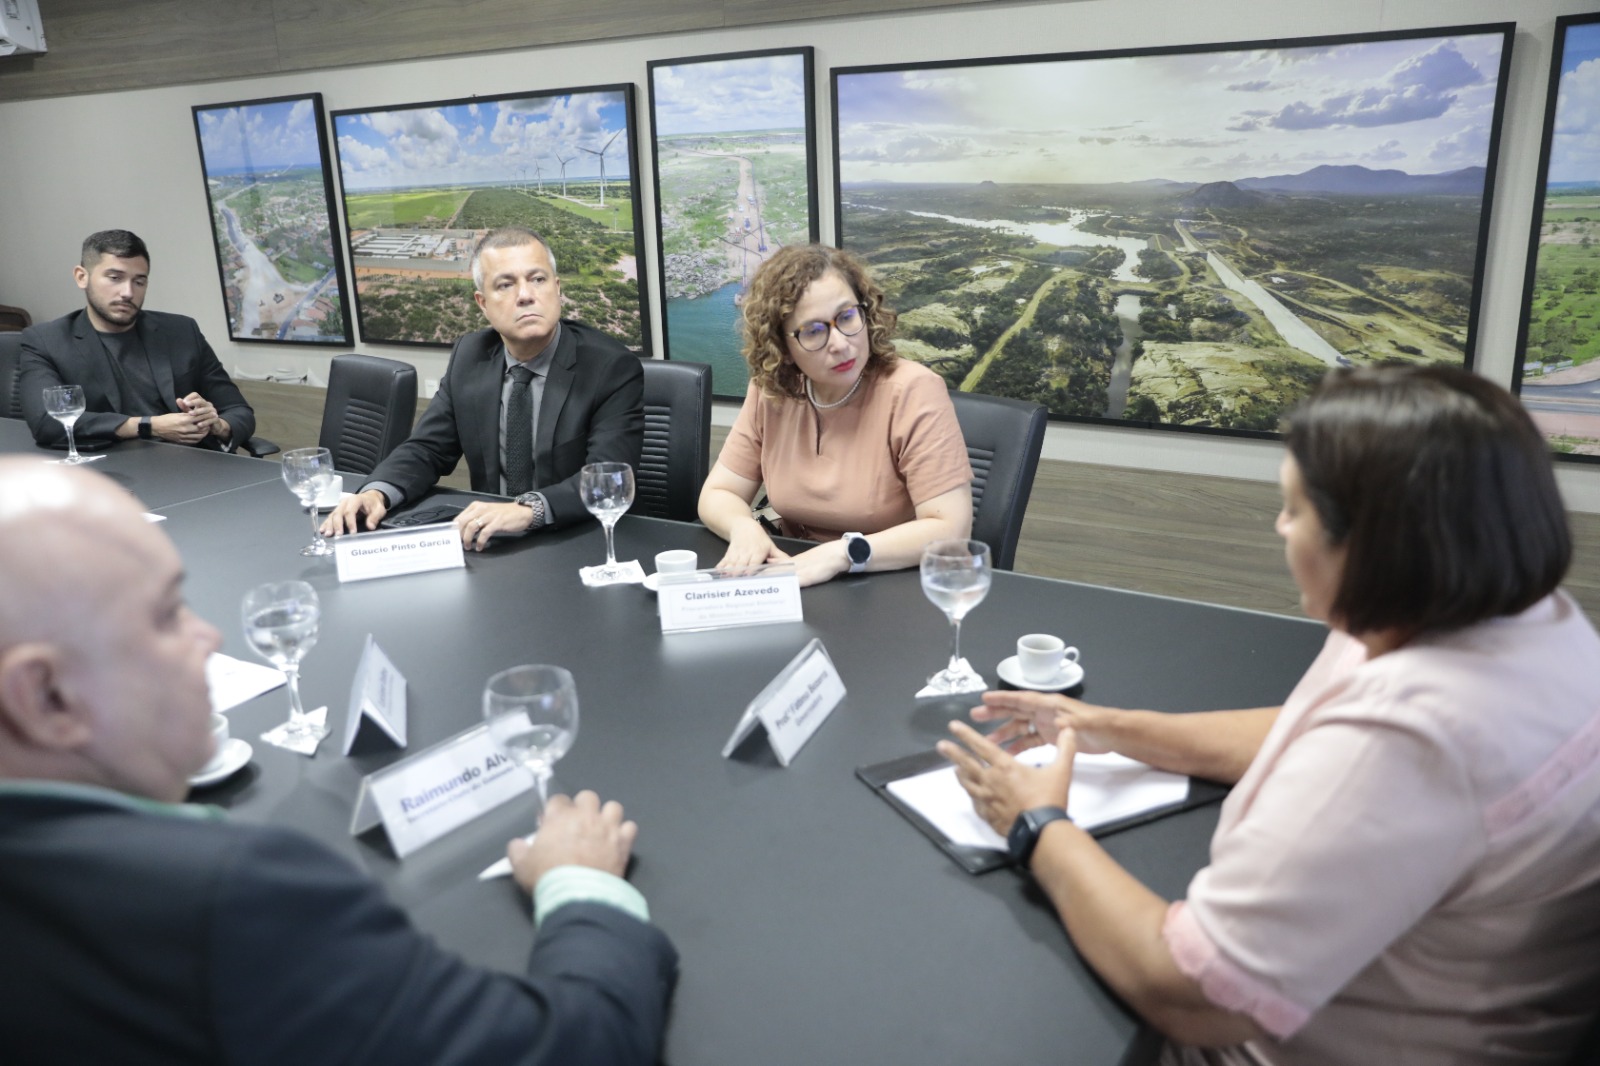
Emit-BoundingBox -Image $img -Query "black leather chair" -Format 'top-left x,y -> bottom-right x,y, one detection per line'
317,354 -> 419,476
0,304 -> 31,333
0,333 -> 22,419
636,359 -> 712,522
950,390 -> 1047,571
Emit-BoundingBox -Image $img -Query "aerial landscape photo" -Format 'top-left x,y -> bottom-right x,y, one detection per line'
333,88 -> 644,348
194,96 -> 350,344
836,29 -> 1509,432
652,51 -> 814,395
1518,17 -> 1600,458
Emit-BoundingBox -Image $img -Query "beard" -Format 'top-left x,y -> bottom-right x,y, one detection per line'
88,291 -> 140,330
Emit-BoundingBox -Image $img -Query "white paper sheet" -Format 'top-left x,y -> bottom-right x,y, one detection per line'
206,652 -> 286,714
886,746 -> 1190,850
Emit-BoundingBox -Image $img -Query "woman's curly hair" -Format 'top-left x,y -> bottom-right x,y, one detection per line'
740,244 -> 898,400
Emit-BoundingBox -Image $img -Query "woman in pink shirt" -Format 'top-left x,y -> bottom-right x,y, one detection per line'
941,366 -> 1600,1065
698,245 -> 973,587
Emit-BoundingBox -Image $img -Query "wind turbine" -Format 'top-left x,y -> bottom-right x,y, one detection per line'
577,131 -> 622,207
556,152 -> 574,197
533,160 -> 544,194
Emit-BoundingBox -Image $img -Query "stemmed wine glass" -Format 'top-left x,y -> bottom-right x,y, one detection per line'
281,447 -> 335,556
579,461 -> 635,578
42,385 -> 103,465
484,664 -> 579,806
919,539 -> 992,695
242,580 -> 328,753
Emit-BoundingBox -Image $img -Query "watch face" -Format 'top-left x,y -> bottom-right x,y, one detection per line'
847,535 -> 871,564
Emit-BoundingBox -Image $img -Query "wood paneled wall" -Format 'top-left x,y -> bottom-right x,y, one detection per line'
0,0 -> 1038,102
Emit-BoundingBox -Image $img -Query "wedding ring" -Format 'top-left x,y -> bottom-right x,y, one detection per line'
1027,721 -> 1037,735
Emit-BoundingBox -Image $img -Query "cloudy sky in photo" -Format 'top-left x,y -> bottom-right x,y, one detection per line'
198,98 -> 324,173
1551,20 -> 1600,184
334,91 -> 630,191
837,31 -> 1507,185
652,52 -> 807,136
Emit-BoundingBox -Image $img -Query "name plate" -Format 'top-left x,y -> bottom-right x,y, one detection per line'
342,635 -> 407,755
659,564 -> 802,633
722,639 -> 845,766
334,523 -> 465,583
350,723 -> 534,858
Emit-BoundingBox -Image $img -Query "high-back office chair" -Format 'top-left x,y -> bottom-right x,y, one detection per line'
636,359 -> 712,522
0,304 -> 31,332
950,389 -> 1047,571
0,333 -> 23,419
317,354 -> 419,477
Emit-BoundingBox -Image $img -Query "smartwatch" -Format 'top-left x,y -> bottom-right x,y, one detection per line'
514,491 -> 546,529
1007,806 -> 1072,867
842,531 -> 871,573
138,415 -> 153,440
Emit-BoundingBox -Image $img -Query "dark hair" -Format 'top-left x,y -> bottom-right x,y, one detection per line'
741,244 -> 898,401
470,227 -> 556,291
1283,365 -> 1570,637
81,230 -> 149,268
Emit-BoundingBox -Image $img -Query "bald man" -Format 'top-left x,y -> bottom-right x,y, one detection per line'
0,460 -> 677,1065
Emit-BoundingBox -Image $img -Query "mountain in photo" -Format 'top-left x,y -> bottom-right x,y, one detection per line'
1235,164 -> 1486,196
1176,181 -> 1267,210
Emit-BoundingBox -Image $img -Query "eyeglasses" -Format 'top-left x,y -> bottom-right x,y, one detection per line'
789,304 -> 866,351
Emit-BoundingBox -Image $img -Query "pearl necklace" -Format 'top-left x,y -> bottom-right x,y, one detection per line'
806,371 -> 864,411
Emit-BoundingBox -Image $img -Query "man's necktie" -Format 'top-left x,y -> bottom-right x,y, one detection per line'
504,364 -> 535,496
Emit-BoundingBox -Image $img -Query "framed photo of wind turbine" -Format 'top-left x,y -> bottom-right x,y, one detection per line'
1513,12 -> 1600,463
330,84 -> 649,351
833,24 -> 1513,438
648,47 -> 819,398
190,92 -> 354,346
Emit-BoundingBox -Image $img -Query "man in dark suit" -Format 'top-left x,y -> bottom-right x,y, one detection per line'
324,227 -> 642,551
0,458 -> 678,1065
18,229 -> 255,451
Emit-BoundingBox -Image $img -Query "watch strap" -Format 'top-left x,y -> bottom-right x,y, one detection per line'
514,491 -> 546,529
1007,806 -> 1072,867
138,415 -> 153,440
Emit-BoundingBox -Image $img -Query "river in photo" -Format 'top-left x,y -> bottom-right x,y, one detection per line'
906,208 -> 1150,283
1106,292 -> 1145,418
665,282 -> 750,397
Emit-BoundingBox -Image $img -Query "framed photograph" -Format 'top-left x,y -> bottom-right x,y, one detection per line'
331,85 -> 648,350
834,25 -> 1513,437
648,47 -> 819,398
1514,13 -> 1600,463
190,93 -> 353,345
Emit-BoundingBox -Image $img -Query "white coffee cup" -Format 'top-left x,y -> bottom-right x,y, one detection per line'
315,474 -> 344,510
1017,634 -> 1079,684
655,549 -> 697,574
200,712 -> 230,775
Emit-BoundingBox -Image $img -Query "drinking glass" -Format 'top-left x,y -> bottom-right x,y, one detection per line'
579,461 -> 635,577
42,385 -> 103,465
281,446 -> 335,556
483,665 -> 579,805
919,539 -> 992,695
242,581 -> 328,752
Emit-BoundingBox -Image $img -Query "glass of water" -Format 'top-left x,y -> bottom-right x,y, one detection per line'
579,461 -> 634,578
42,385 -> 103,465
281,447 -> 335,556
484,664 -> 579,806
919,539 -> 992,696
242,580 -> 328,752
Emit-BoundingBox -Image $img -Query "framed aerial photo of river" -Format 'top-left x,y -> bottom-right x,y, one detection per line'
1514,13 -> 1600,464
648,48 -> 819,398
191,93 -> 353,345
833,25 -> 1513,437
331,85 -> 648,351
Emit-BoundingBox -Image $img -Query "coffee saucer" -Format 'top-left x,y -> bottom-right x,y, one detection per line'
996,655 -> 1084,692
189,738 -> 253,789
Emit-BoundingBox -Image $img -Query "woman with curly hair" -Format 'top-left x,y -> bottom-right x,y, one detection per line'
697,244 -> 973,587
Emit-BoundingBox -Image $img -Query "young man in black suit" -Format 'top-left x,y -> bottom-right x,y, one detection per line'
18,229 -> 256,451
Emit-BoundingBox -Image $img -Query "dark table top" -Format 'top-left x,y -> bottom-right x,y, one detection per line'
1,422 -> 1327,1064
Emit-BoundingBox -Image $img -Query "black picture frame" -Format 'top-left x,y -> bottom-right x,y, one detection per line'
330,84 -> 649,352
1513,12 -> 1600,464
833,24 -> 1514,439
648,46 -> 819,398
190,92 -> 354,346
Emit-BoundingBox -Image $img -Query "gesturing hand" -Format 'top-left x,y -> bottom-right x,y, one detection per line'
937,720 -> 1078,836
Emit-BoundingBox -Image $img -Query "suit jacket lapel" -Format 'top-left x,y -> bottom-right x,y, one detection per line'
70,311 -> 123,411
536,324 -> 578,473
137,314 -> 178,409
463,335 -> 504,491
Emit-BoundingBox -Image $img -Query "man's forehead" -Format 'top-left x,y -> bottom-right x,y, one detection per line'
484,242 -> 554,277
91,254 -> 149,277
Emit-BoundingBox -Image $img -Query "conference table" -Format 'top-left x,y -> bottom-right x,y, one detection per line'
0,419 -> 1327,1065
